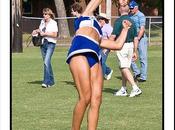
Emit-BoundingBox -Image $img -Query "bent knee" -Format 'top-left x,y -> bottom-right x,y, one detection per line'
79,95 -> 91,106
91,94 -> 102,107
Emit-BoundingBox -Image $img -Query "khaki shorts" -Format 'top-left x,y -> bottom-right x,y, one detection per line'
116,42 -> 134,68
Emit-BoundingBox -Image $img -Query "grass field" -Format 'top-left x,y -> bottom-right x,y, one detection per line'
12,45 -> 162,130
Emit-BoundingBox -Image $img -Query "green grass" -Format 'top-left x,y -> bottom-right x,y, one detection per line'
12,46 -> 162,130
145,27 -> 162,43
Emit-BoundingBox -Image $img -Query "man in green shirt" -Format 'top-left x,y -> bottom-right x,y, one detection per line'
111,4 -> 142,97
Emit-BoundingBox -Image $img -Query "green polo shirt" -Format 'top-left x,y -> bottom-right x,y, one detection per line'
112,15 -> 137,42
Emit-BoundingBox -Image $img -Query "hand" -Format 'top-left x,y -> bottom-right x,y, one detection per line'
132,52 -> 137,61
40,31 -> 47,37
122,20 -> 132,29
39,31 -> 44,36
32,29 -> 40,35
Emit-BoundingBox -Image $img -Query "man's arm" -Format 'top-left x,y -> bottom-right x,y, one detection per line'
132,37 -> 139,61
137,12 -> 146,40
137,26 -> 145,40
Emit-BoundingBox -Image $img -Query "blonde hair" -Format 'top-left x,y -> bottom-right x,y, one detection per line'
43,8 -> 55,19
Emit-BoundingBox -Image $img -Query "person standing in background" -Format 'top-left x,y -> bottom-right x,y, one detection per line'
32,8 -> 58,88
129,0 -> 148,82
98,13 -> 113,80
111,4 -> 142,97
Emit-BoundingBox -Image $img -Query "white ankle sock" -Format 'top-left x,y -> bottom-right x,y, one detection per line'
132,85 -> 139,90
121,86 -> 127,91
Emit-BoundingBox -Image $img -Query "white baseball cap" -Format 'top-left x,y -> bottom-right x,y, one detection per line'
98,13 -> 110,20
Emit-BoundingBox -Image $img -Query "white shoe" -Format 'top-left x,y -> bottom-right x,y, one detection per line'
114,89 -> 127,96
129,88 -> 142,97
105,70 -> 113,80
41,83 -> 51,88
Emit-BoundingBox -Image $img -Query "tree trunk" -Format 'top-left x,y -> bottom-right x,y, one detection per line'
12,0 -> 23,53
54,0 -> 70,38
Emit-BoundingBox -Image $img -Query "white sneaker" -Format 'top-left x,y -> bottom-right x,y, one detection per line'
129,88 -> 142,97
114,89 -> 127,96
105,70 -> 113,80
41,83 -> 51,88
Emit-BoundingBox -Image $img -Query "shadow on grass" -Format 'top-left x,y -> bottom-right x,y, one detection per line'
115,76 -> 122,80
61,81 -> 76,87
27,80 -> 42,85
103,88 -> 117,94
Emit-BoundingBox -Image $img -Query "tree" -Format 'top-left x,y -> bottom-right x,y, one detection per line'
12,0 -> 23,53
133,0 -> 162,16
54,0 -> 70,38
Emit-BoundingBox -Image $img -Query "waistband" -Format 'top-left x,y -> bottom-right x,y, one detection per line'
75,34 -> 99,45
43,38 -> 55,44
125,42 -> 133,44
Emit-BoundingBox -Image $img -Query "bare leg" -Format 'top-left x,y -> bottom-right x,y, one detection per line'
121,71 -> 127,87
121,68 -> 136,86
88,63 -> 103,130
69,55 -> 92,130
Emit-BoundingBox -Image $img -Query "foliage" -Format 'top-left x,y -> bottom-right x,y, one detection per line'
106,0 -> 163,15
133,0 -> 163,15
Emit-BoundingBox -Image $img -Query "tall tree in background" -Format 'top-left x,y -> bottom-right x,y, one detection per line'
112,0 -> 162,16
54,0 -> 70,38
12,0 -> 23,53
130,0 -> 162,16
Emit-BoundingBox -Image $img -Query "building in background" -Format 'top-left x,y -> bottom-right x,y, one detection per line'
21,0 -> 162,34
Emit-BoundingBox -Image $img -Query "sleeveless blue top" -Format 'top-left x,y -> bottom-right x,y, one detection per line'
66,16 -> 102,65
74,16 -> 102,37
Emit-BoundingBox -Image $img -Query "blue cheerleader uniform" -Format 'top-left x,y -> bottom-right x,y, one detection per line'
66,16 -> 102,67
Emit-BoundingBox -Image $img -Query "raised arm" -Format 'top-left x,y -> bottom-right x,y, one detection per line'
100,20 -> 131,50
82,0 -> 103,16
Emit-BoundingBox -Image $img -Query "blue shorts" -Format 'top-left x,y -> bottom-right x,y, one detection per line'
66,35 -> 101,68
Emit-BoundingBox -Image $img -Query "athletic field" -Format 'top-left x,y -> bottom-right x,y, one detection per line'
12,45 -> 162,130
